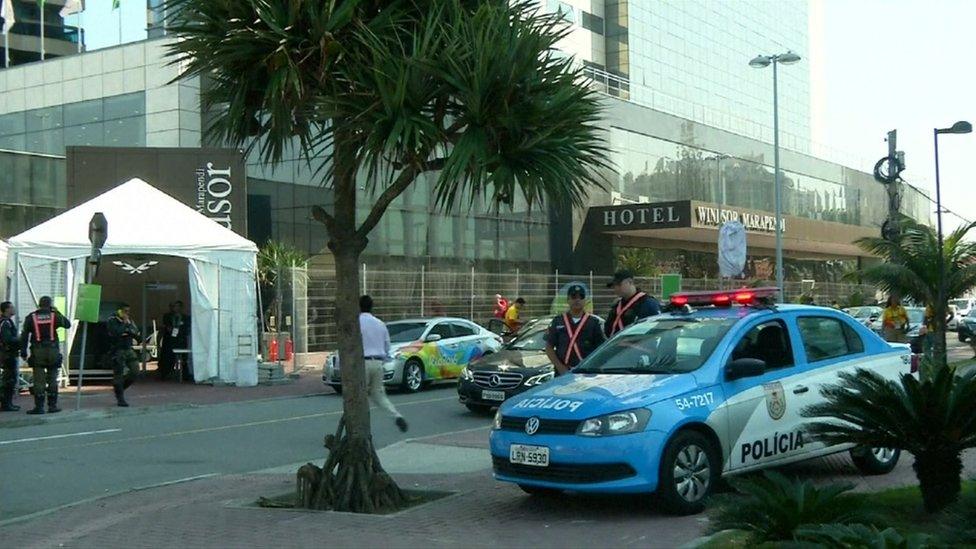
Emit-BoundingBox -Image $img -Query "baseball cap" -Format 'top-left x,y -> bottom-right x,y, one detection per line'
606,269 -> 635,288
567,284 -> 586,298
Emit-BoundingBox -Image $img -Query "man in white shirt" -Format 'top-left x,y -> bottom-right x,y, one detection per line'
359,295 -> 408,432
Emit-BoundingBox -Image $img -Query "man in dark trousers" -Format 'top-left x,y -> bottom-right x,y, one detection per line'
604,270 -> 661,338
159,301 -> 190,381
0,301 -> 21,411
20,296 -> 71,414
546,285 -> 605,375
107,304 -> 141,407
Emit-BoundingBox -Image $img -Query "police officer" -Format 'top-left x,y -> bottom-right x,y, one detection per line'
604,269 -> 661,338
546,285 -> 605,376
107,303 -> 140,407
0,301 -> 21,412
20,296 -> 71,414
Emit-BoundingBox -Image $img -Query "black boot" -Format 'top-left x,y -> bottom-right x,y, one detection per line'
46,392 -> 61,414
26,394 -> 45,414
114,385 -> 129,407
0,386 -> 20,411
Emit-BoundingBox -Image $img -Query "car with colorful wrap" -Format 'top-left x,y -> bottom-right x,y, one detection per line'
324,317 -> 503,393
490,288 -> 917,514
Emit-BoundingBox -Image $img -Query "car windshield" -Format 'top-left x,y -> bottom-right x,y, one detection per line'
906,308 -> 925,324
507,323 -> 549,352
850,307 -> 879,319
575,317 -> 737,374
388,322 -> 428,343
952,299 -> 970,310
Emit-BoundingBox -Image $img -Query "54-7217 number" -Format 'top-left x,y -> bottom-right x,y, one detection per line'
675,392 -> 714,411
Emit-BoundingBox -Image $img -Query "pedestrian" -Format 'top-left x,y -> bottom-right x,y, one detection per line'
504,297 -> 525,333
0,302 -> 21,412
545,285 -> 605,376
881,295 -> 908,343
107,304 -> 140,407
493,294 -> 509,319
20,296 -> 71,414
922,303 -> 955,359
359,295 -> 408,432
604,270 -> 661,338
158,301 -> 190,381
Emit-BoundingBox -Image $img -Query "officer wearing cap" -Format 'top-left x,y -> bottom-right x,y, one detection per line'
545,284 -> 605,375
20,296 -> 71,414
604,269 -> 661,338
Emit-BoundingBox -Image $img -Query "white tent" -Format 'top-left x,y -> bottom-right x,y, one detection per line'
6,178 -> 259,385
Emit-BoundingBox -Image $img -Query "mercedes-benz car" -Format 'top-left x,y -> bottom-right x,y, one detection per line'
323,317 -> 503,393
458,316 -> 604,415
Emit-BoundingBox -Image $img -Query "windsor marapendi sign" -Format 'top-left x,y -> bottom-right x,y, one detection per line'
593,200 -> 785,235
67,147 -> 247,236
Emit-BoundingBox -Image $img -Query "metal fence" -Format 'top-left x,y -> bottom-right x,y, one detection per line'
301,266 -> 877,352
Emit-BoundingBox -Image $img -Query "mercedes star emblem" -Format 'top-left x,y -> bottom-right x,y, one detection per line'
524,417 -> 540,436
489,374 -> 501,387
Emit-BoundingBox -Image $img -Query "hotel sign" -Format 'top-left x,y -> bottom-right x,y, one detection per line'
694,205 -> 786,233
598,201 -> 690,230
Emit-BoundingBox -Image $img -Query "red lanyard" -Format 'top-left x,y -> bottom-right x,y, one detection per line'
562,312 -> 591,365
610,292 -> 646,335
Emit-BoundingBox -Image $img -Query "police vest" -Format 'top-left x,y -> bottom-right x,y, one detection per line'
31,312 -> 58,344
609,292 -> 648,336
561,312 -> 592,366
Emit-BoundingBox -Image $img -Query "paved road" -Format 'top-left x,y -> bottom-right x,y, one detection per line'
0,385 -> 488,521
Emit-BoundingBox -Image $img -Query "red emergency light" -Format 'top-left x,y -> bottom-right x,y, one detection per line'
669,287 -> 779,308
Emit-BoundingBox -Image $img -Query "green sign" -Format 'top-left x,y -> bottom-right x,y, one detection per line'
661,274 -> 682,300
75,284 -> 102,323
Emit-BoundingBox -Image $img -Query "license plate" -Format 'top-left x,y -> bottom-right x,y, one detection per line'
510,444 -> 549,467
481,389 -> 506,402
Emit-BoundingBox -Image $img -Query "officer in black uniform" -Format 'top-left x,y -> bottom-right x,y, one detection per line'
604,270 -> 661,338
106,303 -> 140,407
545,284 -> 605,375
0,301 -> 21,412
20,296 -> 71,414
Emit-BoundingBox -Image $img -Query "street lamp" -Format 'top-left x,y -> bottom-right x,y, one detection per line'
750,50 -> 801,301
933,120 -> 971,366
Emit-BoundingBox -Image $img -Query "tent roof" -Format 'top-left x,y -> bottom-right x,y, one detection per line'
8,178 -> 257,255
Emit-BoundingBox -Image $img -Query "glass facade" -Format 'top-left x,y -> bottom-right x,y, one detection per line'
608,127 -> 930,229
0,150 -> 65,238
0,92 -> 146,155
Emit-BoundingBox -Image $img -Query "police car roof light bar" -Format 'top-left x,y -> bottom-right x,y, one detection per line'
669,287 -> 779,308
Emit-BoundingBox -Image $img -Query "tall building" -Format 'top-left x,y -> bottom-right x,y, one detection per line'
1,0 -> 83,67
0,1 -> 934,282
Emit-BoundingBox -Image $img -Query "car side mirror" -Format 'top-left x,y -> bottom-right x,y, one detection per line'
424,334 -> 442,343
726,358 -> 766,381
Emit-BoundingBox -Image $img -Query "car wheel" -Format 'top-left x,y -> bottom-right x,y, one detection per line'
401,360 -> 424,393
851,446 -> 900,475
518,484 -> 562,497
657,430 -> 720,515
960,333 -> 968,343
331,385 -> 342,395
465,403 -> 494,415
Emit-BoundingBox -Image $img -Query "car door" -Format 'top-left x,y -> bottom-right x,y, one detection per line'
790,314 -> 898,459
423,321 -> 456,380
721,317 -> 805,472
445,321 -> 482,377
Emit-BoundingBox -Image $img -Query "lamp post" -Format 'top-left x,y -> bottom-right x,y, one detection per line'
749,51 -> 801,302
933,120 -> 971,367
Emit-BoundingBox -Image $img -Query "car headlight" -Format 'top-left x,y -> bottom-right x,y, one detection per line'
460,367 -> 474,381
523,372 -> 554,387
577,408 -> 651,437
492,409 -> 503,430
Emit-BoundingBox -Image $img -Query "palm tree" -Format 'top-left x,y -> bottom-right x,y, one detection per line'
854,216 -> 976,368
166,0 -> 608,512
803,366 -> 976,513
257,241 -> 308,353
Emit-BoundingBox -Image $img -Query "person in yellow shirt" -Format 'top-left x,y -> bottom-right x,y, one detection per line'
881,296 -> 908,343
504,297 -> 525,334
922,303 -> 955,359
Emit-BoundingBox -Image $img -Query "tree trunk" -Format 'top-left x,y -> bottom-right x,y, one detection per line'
913,450 -> 962,512
933,302 -> 948,372
294,128 -> 405,513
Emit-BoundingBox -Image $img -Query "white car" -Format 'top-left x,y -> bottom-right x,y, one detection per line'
951,299 -> 976,330
324,317 -> 503,393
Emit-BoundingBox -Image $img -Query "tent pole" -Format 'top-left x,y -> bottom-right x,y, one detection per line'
216,260 -> 221,382
141,281 -> 148,374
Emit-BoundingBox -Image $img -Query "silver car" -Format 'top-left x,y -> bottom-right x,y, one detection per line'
323,317 -> 503,393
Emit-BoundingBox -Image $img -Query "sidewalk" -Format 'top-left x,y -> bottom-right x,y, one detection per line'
0,365 -> 333,428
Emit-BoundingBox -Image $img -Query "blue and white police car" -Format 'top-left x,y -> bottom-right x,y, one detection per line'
489,288 -> 917,514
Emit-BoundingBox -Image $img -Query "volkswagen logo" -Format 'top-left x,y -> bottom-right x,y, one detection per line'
489,374 -> 501,387
524,416 -> 540,436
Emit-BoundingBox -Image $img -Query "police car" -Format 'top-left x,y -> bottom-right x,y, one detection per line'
489,288 -> 917,514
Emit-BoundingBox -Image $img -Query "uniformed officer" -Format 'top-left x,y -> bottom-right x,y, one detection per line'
0,301 -> 21,412
106,303 -> 140,407
604,270 -> 661,338
20,296 -> 71,414
546,285 -> 605,376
